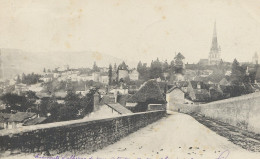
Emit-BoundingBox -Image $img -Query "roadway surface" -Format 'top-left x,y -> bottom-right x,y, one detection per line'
90,112 -> 260,159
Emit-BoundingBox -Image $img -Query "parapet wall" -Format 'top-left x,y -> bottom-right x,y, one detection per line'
170,92 -> 260,134
0,110 -> 166,156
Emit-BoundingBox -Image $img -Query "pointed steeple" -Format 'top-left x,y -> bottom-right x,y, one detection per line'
208,21 -> 221,65
213,20 -> 217,37
211,21 -> 219,51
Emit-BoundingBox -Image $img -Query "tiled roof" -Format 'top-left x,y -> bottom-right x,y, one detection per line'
193,89 -> 210,102
8,112 -> 36,122
167,87 -> 184,94
23,117 -> 47,126
0,113 -> 11,122
105,103 -> 132,114
127,80 -> 166,103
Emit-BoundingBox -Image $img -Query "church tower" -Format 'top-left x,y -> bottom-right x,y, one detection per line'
0,49 -> 3,80
252,52 -> 258,65
208,21 -> 221,65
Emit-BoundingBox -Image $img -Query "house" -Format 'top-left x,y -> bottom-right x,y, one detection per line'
166,87 -> 185,110
14,83 -> 29,95
0,113 -> 11,129
129,69 -> 139,81
92,72 -> 101,82
219,78 -> 230,86
77,74 -> 93,82
86,92 -> 132,119
99,72 -> 109,84
7,112 -> 37,129
198,59 -> 209,66
169,73 -> 185,83
41,74 -> 54,82
117,62 -> 129,80
110,84 -> 129,95
187,81 -> 210,102
75,86 -> 89,96
176,81 -> 189,93
23,117 -> 47,126
126,80 -> 166,112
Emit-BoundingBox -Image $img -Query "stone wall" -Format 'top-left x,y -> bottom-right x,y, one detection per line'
169,92 -> 260,134
200,92 -> 260,134
0,110 -> 166,156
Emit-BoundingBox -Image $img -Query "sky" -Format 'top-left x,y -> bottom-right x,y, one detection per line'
0,0 -> 260,64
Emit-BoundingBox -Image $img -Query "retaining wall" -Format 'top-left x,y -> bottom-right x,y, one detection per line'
0,110 -> 166,156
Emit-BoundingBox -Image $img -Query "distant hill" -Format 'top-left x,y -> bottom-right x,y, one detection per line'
0,49 -> 138,79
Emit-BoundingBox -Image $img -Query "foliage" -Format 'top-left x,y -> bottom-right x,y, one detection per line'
92,62 -> 100,72
21,73 -> 42,85
231,59 -> 246,85
137,61 -> 149,80
108,64 -> 112,85
150,58 -> 163,79
0,93 -> 34,113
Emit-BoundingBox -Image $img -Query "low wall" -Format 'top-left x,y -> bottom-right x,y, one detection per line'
169,92 -> 260,134
0,110 -> 166,156
170,103 -> 200,114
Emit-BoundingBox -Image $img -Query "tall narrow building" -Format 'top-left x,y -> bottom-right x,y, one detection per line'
0,49 -> 4,80
252,52 -> 258,64
208,21 -> 221,65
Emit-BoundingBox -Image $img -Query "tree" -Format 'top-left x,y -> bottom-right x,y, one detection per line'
92,62 -> 100,72
162,60 -> 169,73
0,93 -> 30,113
137,61 -> 142,73
169,60 -> 175,75
108,64 -> 112,85
16,75 -> 21,84
43,68 -> 46,73
113,63 -> 117,72
150,58 -> 162,79
174,52 -> 185,74
231,59 -> 245,85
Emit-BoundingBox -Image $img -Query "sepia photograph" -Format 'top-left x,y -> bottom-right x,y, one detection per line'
0,0 -> 260,158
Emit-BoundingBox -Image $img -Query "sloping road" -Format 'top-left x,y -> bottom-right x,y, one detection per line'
90,112 -> 260,159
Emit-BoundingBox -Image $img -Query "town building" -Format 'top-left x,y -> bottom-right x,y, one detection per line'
126,80 -> 166,112
252,52 -> 259,64
7,112 -> 37,129
166,87 -> 185,110
187,81 -> 210,102
117,62 -> 129,80
129,69 -> 139,81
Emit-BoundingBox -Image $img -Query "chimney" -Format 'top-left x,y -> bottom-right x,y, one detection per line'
114,91 -> 118,103
93,92 -> 100,112
197,82 -> 201,89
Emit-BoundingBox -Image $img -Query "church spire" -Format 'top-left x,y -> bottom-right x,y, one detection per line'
211,21 -> 219,51
213,20 -> 217,37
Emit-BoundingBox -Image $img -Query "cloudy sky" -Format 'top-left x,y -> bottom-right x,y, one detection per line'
0,0 -> 260,64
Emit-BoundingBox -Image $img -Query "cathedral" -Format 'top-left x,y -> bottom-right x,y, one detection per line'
208,21 -> 221,65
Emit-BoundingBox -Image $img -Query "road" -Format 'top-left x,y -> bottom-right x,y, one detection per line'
90,112 -> 260,159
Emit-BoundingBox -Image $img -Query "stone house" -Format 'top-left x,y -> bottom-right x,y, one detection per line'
129,69 -> 139,81
126,80 -> 166,112
166,87 -> 185,110
7,112 -> 37,129
187,81 -> 210,102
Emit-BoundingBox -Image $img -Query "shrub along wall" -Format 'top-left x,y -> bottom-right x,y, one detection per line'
0,110 -> 166,156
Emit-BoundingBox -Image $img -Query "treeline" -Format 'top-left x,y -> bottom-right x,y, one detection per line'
17,73 -> 42,85
137,53 -> 185,81
0,89 -> 98,123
